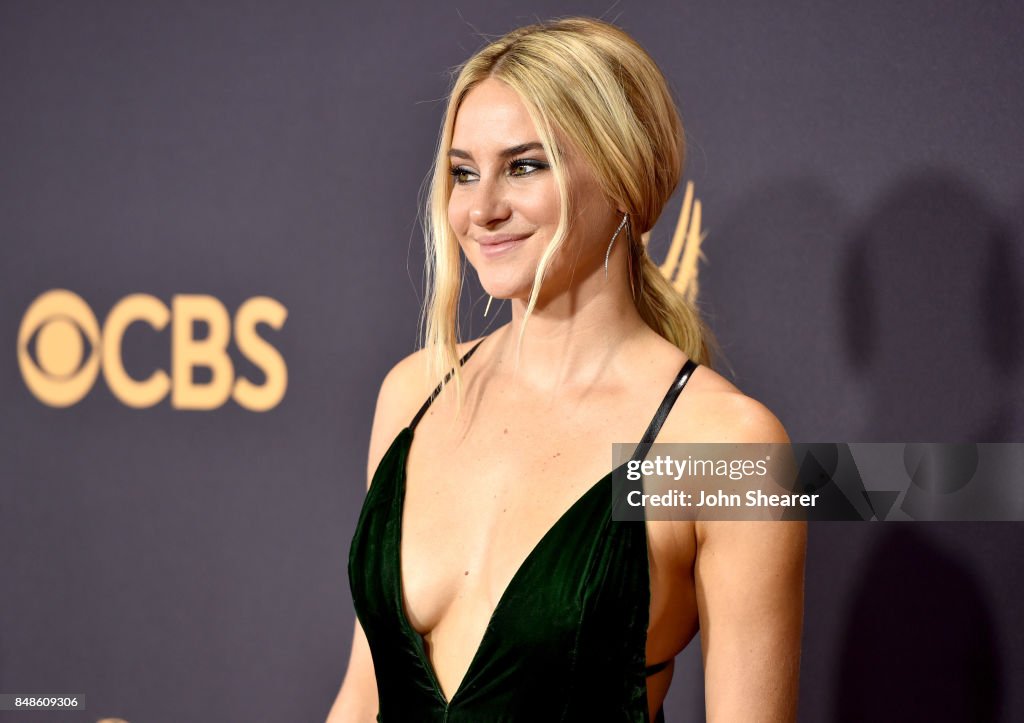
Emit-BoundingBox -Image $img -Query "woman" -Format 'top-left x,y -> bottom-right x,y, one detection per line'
328,17 -> 805,722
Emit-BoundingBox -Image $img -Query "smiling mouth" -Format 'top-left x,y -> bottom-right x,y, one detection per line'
478,234 -> 529,256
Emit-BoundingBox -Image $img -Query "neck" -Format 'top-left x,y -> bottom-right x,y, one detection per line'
489,265 -> 649,392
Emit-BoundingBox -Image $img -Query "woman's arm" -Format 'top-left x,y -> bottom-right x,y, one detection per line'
693,397 -> 807,722
325,617 -> 378,722
325,353 -> 426,722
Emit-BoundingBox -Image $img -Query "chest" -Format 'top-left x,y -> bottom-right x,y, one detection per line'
399,412 -> 618,629
398,403 -> 696,637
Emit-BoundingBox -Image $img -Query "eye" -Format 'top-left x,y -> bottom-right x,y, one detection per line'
508,158 -> 549,177
449,166 -> 476,185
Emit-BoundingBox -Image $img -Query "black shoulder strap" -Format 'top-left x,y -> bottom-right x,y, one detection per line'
409,337 -> 487,431
629,358 -> 699,461
644,658 -> 672,676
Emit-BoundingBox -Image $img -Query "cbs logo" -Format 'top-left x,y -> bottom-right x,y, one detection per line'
18,289 -> 287,411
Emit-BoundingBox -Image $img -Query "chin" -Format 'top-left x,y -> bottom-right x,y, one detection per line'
477,273 -> 533,301
480,285 -> 525,302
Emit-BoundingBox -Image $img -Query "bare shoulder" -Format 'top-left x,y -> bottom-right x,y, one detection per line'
653,360 -> 800,553
676,368 -> 805,564
364,336 -> 486,489
375,336 -> 486,426
669,363 -> 790,445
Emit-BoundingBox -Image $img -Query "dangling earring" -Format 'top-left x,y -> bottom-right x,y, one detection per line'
483,295 -> 494,317
627,221 -> 642,301
627,239 -> 636,301
604,212 -> 629,279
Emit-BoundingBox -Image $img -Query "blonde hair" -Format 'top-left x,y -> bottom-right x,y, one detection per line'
418,16 -> 718,408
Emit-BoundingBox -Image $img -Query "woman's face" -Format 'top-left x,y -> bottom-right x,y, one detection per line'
447,77 -> 620,302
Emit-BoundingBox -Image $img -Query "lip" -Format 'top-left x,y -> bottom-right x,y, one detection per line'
478,233 -> 529,257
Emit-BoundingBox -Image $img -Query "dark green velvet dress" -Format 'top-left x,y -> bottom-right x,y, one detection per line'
348,337 -> 698,721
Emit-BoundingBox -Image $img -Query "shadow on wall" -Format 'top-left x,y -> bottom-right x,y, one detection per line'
833,526 -> 1003,721
705,168 -> 1023,442
840,169 -> 1024,443
692,169 -> 1023,723
829,173 -> 1021,721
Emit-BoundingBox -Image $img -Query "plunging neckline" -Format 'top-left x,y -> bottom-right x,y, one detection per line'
390,424 -> 640,708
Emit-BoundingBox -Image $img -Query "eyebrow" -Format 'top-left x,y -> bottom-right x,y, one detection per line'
448,142 -> 546,161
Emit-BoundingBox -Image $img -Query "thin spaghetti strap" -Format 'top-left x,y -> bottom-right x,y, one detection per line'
629,358 -> 699,461
644,658 -> 672,676
408,337 -> 487,431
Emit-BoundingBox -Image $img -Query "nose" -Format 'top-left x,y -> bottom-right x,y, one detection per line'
469,174 -> 512,227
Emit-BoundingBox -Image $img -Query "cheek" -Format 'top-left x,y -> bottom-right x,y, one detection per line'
447,192 -> 468,233
519,184 -> 560,225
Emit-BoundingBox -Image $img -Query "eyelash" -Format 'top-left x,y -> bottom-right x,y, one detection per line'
449,158 -> 549,184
